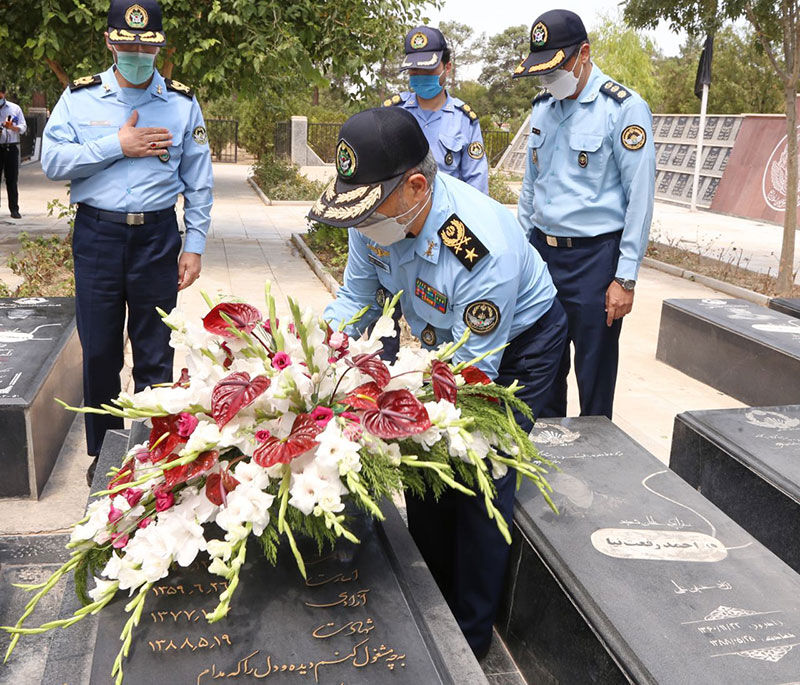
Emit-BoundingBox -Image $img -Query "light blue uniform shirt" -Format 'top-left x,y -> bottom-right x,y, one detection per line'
41,66 -> 213,254
324,173 -> 556,378
393,92 -> 489,194
0,100 -> 27,144
517,66 -> 655,280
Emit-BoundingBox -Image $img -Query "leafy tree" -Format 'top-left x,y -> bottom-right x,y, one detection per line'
624,0 -> 798,294
439,20 -> 480,88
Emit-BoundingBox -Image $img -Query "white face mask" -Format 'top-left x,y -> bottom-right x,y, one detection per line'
357,188 -> 431,246
540,56 -> 585,100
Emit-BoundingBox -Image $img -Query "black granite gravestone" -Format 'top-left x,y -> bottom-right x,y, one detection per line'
0,297 -> 82,498
498,417 -> 800,684
671,405 -> 800,573
770,297 -> 800,320
656,298 -> 800,406
35,425 -> 485,685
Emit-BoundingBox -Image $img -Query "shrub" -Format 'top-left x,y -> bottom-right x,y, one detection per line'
252,156 -> 327,201
488,172 -> 518,205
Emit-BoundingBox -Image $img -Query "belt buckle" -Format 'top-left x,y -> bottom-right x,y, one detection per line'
126,212 -> 145,226
545,234 -> 558,247
566,237 -> 573,248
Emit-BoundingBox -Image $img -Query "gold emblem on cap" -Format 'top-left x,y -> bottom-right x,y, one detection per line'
410,32 -> 428,50
124,3 -> 148,29
528,49 -> 565,73
336,140 -> 357,178
108,28 -> 137,42
531,22 -> 548,48
621,125 -> 646,151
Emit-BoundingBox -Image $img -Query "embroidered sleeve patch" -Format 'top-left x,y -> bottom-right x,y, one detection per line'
621,125 -> 646,151
467,141 -> 485,160
438,214 -> 489,271
415,278 -> 448,313
464,300 -> 500,335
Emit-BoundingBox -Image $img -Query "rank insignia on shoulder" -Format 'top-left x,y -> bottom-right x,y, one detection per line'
600,80 -> 632,103
464,300 -> 500,335
621,124 -> 646,151
421,324 -> 437,347
456,102 -> 479,122
467,141 -> 485,160
383,94 -> 403,107
532,91 -> 552,105
69,74 -> 102,91
165,79 -> 194,98
438,214 -> 489,271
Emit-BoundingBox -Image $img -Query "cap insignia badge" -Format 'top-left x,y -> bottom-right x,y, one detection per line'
410,32 -> 428,50
336,140 -> 357,177
125,4 -> 148,29
531,22 -> 548,47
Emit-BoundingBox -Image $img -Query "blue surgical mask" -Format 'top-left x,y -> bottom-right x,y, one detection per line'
115,50 -> 156,85
409,73 -> 444,100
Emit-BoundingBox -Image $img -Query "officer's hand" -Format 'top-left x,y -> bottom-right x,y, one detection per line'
178,252 -> 202,291
118,110 -> 172,158
605,280 -> 634,327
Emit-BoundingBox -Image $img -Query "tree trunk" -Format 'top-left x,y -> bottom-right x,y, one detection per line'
161,47 -> 176,79
45,59 -> 69,89
311,86 -> 319,106
778,85 -> 798,294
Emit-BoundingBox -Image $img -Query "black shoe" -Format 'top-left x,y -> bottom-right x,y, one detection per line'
86,456 -> 99,487
10,211 -> 21,219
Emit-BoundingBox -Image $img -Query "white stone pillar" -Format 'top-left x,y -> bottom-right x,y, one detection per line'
290,116 -> 308,166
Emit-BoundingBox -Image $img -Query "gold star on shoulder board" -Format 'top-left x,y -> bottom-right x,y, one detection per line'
464,247 -> 478,262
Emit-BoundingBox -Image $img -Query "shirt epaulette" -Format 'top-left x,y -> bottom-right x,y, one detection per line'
165,79 -> 194,98
600,80 -> 632,103
438,213 -> 489,271
532,90 -> 552,105
69,75 -> 102,92
382,94 -> 404,107
455,102 -> 479,123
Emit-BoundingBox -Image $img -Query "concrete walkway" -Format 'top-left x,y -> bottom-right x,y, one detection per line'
0,163 -> 749,535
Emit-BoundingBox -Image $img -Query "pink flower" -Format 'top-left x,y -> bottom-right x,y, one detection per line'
329,331 -> 347,350
272,352 -> 292,370
134,448 -> 151,463
255,429 -> 272,443
138,517 -> 153,529
177,412 -> 199,438
123,488 -> 143,508
340,411 -> 361,423
344,423 -> 363,440
108,504 -> 124,525
111,533 -> 129,549
310,406 -> 334,428
154,486 -> 175,512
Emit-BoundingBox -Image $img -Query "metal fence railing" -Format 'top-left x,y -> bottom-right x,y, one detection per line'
205,118 -> 238,163
274,121 -> 291,160
19,115 -> 42,161
483,129 -> 511,167
307,123 -> 340,164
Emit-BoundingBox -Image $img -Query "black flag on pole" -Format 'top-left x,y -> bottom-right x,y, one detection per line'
694,36 -> 713,98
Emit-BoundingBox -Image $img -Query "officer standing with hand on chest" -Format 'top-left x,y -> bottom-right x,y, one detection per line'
513,9 -> 655,420
0,86 -> 27,219
42,0 -> 213,483
311,106 -> 567,658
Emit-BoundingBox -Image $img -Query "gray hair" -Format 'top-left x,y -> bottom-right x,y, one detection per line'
406,150 -> 437,186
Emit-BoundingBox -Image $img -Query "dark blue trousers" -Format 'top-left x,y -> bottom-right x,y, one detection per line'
73,207 -> 181,456
406,299 -> 567,657
531,230 -> 623,420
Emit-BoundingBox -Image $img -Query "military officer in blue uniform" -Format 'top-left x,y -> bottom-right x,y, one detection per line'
42,0 -> 213,483
386,25 -> 489,194
310,107 -> 567,658
512,9 -> 655,419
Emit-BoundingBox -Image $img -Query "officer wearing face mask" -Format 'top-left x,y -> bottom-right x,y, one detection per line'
384,26 -> 489,195
42,0 -> 213,484
513,9 -> 655,420
0,85 -> 26,219
311,106 -> 567,659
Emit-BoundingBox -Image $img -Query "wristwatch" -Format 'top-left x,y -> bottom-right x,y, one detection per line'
614,277 -> 636,291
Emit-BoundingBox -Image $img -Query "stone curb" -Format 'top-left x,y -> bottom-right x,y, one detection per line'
292,233 -> 339,296
246,175 -> 317,207
642,257 -> 771,306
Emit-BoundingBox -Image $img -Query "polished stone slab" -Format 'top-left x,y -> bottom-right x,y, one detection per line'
770,297 -> 800,319
0,297 -> 82,498
498,416 -> 800,685
672,405 -> 800,572
656,297 -> 800,406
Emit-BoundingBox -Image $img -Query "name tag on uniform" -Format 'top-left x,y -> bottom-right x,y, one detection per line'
368,254 -> 390,273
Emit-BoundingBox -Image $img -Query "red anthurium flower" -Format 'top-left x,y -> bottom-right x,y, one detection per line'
362,389 -> 431,439
346,353 -> 391,388
460,365 -> 491,385
202,302 -> 262,339
253,414 -> 322,467
148,415 -> 187,463
163,453 -> 189,490
431,360 -> 457,403
204,470 -> 239,506
220,342 -> 234,370
172,367 -> 191,388
185,450 -> 219,480
177,412 -> 199,438
109,461 -> 134,489
210,372 -> 271,428
343,382 -> 381,410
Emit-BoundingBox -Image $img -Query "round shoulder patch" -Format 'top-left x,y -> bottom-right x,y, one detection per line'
192,126 -> 208,145
467,141 -> 485,160
621,125 -> 646,151
464,300 -> 500,335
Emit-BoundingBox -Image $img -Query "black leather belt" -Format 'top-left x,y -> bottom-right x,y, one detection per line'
0,143 -> 18,148
77,203 -> 175,226
535,227 -> 621,248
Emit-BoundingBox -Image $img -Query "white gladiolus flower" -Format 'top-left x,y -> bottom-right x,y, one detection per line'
208,557 -> 233,579
491,460 -> 509,479
88,577 -> 118,602
71,500 -> 112,544
232,460 -> 271,490
215,486 -> 274,537
206,539 -> 234,561
181,421 -> 221,455
315,421 -> 362,474
385,347 -> 430,392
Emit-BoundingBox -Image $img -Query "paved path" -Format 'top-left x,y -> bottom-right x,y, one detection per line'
0,163 -> 748,534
